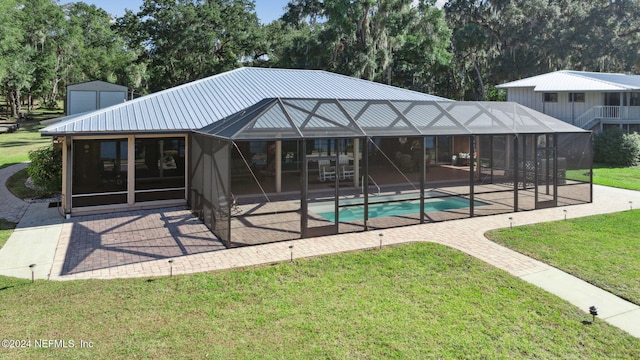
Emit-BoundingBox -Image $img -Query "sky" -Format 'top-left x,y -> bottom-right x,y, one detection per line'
58,0 -> 448,24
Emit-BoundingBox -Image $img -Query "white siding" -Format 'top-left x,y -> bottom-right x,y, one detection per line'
506,88 -> 541,112
507,88 -> 612,124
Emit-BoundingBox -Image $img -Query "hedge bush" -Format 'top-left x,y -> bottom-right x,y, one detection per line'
593,128 -> 640,167
27,145 -> 62,194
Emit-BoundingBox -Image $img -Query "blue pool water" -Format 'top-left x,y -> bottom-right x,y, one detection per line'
313,196 -> 487,223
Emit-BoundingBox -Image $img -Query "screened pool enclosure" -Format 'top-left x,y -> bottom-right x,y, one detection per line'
189,99 -> 592,248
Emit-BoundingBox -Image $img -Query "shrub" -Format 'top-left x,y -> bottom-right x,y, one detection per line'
44,100 -> 60,110
27,145 -> 62,194
593,128 -> 640,166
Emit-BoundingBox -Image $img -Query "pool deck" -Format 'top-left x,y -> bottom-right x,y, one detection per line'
0,167 -> 639,337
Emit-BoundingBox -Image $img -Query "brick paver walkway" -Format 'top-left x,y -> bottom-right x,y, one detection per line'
0,163 -> 30,223
49,185 -> 640,280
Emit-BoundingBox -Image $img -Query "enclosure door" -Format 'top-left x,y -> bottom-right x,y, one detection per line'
535,134 -> 557,209
305,138 -> 363,237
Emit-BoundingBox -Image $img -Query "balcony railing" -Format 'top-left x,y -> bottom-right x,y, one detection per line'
574,106 -> 640,129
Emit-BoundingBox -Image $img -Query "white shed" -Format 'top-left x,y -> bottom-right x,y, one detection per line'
66,80 -> 128,116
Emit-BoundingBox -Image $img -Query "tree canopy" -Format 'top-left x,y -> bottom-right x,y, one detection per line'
3,0 -> 640,117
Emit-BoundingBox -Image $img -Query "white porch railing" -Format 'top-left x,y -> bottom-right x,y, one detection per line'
573,106 -> 640,129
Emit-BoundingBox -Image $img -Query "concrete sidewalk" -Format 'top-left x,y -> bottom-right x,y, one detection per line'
0,202 -> 63,279
0,184 -> 639,338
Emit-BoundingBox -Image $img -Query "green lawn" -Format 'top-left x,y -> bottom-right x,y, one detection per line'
488,210 -> 640,306
1,243 -> 637,359
592,165 -> 640,190
0,121 -> 51,168
0,219 -> 15,248
0,122 -> 639,357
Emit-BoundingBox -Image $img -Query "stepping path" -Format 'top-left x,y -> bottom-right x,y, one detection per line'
0,163 -> 30,223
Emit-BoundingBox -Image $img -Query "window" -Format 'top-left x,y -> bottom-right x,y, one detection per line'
72,139 -> 128,207
134,137 -> 186,202
543,93 -> 558,102
569,93 -> 585,102
630,93 -> 640,106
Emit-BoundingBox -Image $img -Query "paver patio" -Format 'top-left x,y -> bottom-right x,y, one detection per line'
51,207 -> 225,276
44,184 -> 640,281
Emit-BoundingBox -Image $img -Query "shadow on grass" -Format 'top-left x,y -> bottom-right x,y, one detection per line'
593,163 -> 640,170
0,162 -> 21,170
0,141 -> 39,148
0,275 -> 31,291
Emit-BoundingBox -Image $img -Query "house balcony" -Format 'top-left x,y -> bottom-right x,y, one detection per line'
574,106 -> 640,131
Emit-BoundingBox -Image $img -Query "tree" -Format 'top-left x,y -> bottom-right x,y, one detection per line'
442,0 -> 640,100
128,0 -> 266,92
0,0 -> 23,85
64,3 -> 133,84
19,0 -> 66,106
275,0 -> 451,91
391,0 -> 451,93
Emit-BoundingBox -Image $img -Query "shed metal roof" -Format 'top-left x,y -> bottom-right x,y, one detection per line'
42,68 -> 448,135
66,80 -> 128,92
496,70 -> 640,92
195,99 -> 586,140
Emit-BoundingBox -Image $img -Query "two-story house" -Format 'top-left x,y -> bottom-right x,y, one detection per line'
496,70 -> 640,133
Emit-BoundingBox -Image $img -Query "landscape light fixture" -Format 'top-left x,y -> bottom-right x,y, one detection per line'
589,306 -> 598,323
379,233 -> 384,250
508,217 -> 513,229
168,259 -> 174,277
29,264 -> 36,283
630,201 -> 633,210
563,209 -> 567,221
289,245 -> 294,262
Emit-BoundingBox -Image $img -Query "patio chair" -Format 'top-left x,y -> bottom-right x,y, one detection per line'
338,155 -> 354,180
318,160 -> 336,181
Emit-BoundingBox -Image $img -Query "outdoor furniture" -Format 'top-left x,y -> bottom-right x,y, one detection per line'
338,155 -> 354,180
340,165 -> 354,180
318,160 -> 336,181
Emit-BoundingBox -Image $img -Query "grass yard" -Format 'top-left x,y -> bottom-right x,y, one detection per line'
488,210 -> 640,306
0,219 -> 15,248
592,165 -> 640,190
6,168 -> 46,200
0,121 -> 51,168
0,106 -> 62,168
0,243 -> 638,359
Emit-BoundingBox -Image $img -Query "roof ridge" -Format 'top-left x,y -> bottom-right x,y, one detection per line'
319,70 -> 450,100
562,70 -> 636,90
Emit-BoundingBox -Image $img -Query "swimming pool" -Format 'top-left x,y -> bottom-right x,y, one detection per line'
309,193 -> 487,223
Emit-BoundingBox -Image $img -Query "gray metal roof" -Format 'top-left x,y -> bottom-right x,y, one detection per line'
496,70 -> 640,92
42,68 -> 448,135
66,80 -> 128,92
195,99 -> 586,140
